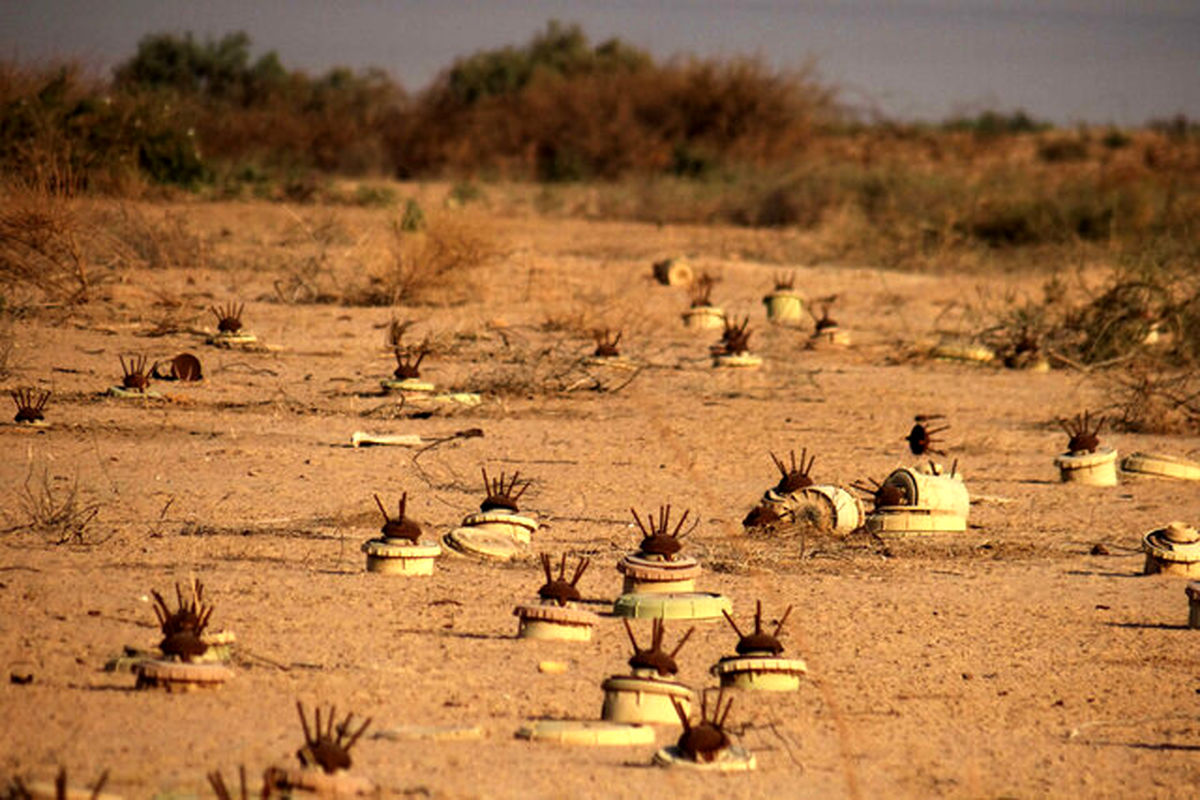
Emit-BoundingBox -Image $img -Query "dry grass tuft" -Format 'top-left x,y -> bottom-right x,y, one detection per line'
1105,366 -> 1200,435
0,181 -> 94,304
5,465 -> 103,544
351,212 -> 502,306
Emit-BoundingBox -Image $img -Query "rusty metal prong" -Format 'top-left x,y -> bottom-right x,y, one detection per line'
722,609 -> 744,639
343,714 -> 372,752
718,691 -> 734,729
774,605 -> 793,637
669,626 -> 695,658
630,507 -> 650,537
373,494 -> 390,522
621,618 -> 640,653
671,508 -> 691,538
297,701 -> 313,746
572,557 -> 589,586
670,696 -> 691,729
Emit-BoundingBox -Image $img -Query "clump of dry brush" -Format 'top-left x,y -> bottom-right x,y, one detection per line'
980,242 -> 1200,433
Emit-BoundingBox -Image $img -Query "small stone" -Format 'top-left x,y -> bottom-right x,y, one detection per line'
1090,543 -> 1110,555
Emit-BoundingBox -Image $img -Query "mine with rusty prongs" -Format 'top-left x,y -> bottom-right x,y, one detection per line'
392,344 -> 429,380
592,329 -> 622,358
373,492 -> 422,543
295,701 -> 371,774
119,354 -> 152,392
771,448 -> 816,495
538,553 -> 589,606
906,414 -> 949,456
631,505 -> 693,561
670,688 -> 734,763
723,601 -> 792,657
689,273 -> 717,308
151,579 -> 214,662
714,316 -> 752,356
6,767 -> 112,800
772,271 -> 796,292
623,618 -> 694,677
811,295 -> 839,332
480,467 -> 529,513
851,475 -> 910,509
1059,410 -> 1104,454
210,302 -> 245,334
11,387 -> 50,423
152,353 -> 203,382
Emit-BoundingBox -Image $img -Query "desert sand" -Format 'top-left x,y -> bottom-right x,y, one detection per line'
2,199 -> 1198,799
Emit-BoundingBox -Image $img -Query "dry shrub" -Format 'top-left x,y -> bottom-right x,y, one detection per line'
351,212 -> 501,306
100,204 -> 208,270
1106,366 -> 1200,435
5,465 -> 103,544
0,181 -> 94,303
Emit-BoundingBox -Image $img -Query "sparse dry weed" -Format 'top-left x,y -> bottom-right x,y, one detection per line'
352,212 -> 502,306
4,464 -> 103,544
0,182 -> 94,304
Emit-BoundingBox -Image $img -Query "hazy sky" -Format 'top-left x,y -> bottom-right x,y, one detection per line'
3,0 -> 1198,124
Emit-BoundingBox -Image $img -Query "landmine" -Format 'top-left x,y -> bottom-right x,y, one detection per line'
858,463 -> 970,536
742,449 -> 864,533
269,702 -> 375,797
362,493 -> 440,576
106,355 -> 162,400
653,257 -> 694,287
9,387 -> 50,430
653,689 -> 755,772
601,620 -> 694,725
1054,411 -> 1118,486
205,302 -> 261,349
809,299 -> 851,347
931,340 -> 995,363
1142,522 -> 1200,578
443,469 -> 537,561
515,720 -> 656,746
582,329 -> 637,370
514,554 -> 598,641
711,316 -> 762,369
380,343 -> 480,406
134,579 -> 233,692
682,273 -> 725,330
711,602 -> 807,691
762,272 -> 805,325
1121,452 -> 1200,482
612,505 -> 731,621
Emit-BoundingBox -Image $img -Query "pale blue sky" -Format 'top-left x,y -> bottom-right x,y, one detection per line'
3,0 -> 1198,124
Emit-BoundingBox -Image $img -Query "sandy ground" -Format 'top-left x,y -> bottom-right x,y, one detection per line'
2,200 -> 1199,799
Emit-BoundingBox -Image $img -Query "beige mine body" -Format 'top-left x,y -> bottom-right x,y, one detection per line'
1055,446 -> 1119,486
601,669 -> 693,725
762,289 -> 805,324
1143,522 -> 1200,578
514,602 -> 598,641
866,467 -> 970,535
362,539 -> 441,575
